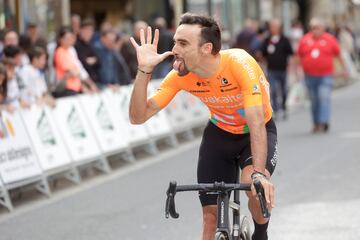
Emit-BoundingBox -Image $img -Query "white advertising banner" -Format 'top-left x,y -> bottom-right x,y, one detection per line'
20,105 -> 72,171
78,94 -> 128,153
113,86 -> 149,144
0,111 -> 42,184
146,82 -> 172,137
51,97 -> 101,162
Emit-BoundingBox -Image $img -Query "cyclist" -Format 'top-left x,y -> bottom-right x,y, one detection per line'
129,13 -> 277,240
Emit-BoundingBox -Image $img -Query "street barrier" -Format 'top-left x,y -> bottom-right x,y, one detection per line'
52,97 -> 110,174
20,105 -> 72,171
0,82 -> 209,212
20,105 -> 81,185
0,111 -> 51,211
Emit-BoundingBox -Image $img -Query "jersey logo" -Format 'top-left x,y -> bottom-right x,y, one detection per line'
196,81 -> 208,87
221,78 -> 229,85
252,83 -> 261,95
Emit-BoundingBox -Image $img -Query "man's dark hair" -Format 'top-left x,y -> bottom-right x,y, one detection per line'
179,13 -> 221,55
3,45 -> 21,58
81,18 -> 95,28
28,46 -> 46,62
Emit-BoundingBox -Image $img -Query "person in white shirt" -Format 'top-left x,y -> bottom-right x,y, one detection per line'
19,47 -> 55,107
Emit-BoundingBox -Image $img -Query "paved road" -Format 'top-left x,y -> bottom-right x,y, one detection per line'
0,82 -> 359,240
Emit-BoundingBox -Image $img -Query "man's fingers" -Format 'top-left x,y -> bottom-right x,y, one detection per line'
130,37 -> 139,49
147,26 -> 152,44
159,51 -> 174,61
153,29 -> 159,47
140,28 -> 145,45
269,184 -> 275,208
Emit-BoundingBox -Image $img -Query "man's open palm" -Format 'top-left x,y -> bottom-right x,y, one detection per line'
130,26 -> 173,72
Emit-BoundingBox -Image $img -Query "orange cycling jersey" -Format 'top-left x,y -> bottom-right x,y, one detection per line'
151,49 -> 273,134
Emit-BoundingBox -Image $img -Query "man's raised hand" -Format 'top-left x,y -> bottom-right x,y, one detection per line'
130,26 -> 173,73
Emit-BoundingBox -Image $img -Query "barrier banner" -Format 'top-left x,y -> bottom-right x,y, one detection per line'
0,111 -> 42,184
113,86 -> 149,144
51,97 -> 101,162
20,105 -> 72,171
78,94 -> 129,153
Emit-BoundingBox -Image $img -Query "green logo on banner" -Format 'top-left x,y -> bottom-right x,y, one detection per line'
67,106 -> 86,139
96,101 -> 113,131
37,110 -> 56,146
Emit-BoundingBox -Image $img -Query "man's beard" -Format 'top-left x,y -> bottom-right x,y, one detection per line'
173,57 -> 189,76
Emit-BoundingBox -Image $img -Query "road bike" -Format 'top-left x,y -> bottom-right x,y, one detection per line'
165,178 -> 269,240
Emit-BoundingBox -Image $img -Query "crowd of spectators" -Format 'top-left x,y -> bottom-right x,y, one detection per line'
0,14 -> 174,113
0,14 -> 359,125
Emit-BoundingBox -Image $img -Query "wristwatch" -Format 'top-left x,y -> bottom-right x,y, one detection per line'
251,171 -> 267,181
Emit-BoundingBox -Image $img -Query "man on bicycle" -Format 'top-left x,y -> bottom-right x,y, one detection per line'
129,13 -> 277,240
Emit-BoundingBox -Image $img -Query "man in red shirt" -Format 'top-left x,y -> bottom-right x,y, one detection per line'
297,18 -> 348,133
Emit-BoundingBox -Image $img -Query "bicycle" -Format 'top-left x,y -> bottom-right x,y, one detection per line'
165,178 -> 269,240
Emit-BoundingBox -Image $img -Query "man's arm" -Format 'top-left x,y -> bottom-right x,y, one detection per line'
245,105 -> 267,174
128,26 -> 173,124
129,71 -> 161,124
245,105 -> 275,210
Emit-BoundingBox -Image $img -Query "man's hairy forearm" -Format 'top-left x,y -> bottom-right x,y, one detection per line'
249,124 -> 267,174
129,71 -> 152,124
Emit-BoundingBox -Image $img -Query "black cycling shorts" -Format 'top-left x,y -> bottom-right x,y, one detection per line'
197,119 -> 278,206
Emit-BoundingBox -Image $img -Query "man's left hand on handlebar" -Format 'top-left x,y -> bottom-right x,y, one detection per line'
251,171 -> 275,211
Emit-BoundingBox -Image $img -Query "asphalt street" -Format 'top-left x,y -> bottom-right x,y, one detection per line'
0,81 -> 359,240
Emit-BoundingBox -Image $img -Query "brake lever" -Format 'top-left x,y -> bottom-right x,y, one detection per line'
253,180 -> 271,218
165,181 -> 179,219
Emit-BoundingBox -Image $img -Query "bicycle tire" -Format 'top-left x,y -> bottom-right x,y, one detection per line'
215,231 -> 229,240
239,215 -> 252,240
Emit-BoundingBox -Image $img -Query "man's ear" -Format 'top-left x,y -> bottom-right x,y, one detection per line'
201,42 -> 213,54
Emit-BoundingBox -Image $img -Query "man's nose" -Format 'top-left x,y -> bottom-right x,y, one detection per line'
172,44 -> 178,54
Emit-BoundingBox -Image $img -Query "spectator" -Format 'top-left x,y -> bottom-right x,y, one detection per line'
75,18 -> 100,83
261,19 -> 293,120
53,26 -> 94,98
3,30 -> 19,47
121,20 -> 148,79
297,18 -> 348,133
71,14 -> 81,36
22,22 -> 48,50
2,46 -> 29,109
0,30 -> 19,60
94,30 -> 131,89
0,63 -> 14,113
232,19 -> 258,55
18,47 -> 55,107
91,20 -> 113,45
152,17 -> 174,79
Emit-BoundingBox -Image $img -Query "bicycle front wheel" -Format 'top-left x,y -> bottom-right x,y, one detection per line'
215,231 -> 229,240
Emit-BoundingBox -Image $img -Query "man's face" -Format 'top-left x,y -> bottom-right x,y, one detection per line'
172,24 -> 205,76
80,25 -> 94,43
311,25 -> 324,38
102,32 -> 116,49
4,31 -> 19,46
34,54 -> 46,69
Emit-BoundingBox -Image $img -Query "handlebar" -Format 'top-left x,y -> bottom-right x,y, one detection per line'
165,181 -> 269,219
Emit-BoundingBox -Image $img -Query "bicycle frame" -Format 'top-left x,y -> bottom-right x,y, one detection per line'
165,168 -> 269,240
